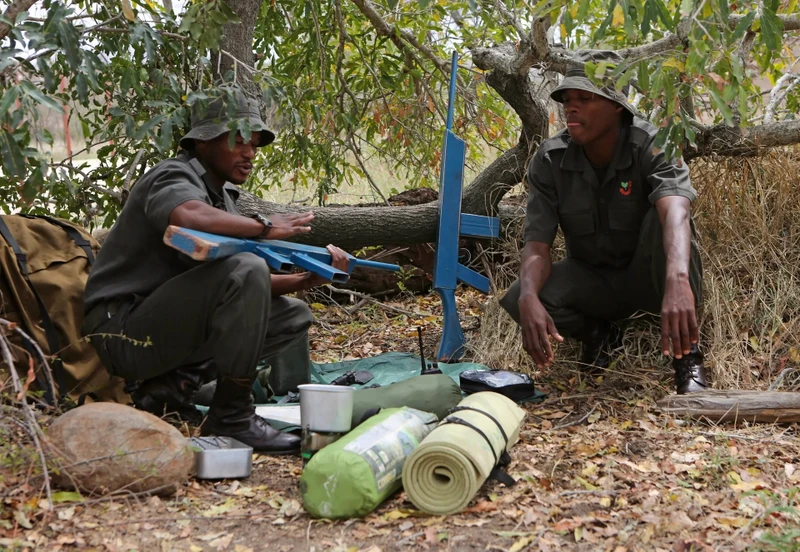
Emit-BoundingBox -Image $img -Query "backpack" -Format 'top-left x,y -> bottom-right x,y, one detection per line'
0,214 -> 129,406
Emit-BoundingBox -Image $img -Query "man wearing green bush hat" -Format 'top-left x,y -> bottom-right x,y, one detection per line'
500,51 -> 710,395
83,92 -> 349,453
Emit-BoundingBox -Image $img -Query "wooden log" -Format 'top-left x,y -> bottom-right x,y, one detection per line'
657,390 -> 800,424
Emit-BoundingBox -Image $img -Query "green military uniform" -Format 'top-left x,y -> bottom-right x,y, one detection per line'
83,150 -> 313,386
499,117 -> 703,338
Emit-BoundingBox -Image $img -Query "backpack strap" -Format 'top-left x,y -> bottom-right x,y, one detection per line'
0,216 -> 67,406
20,215 -> 95,265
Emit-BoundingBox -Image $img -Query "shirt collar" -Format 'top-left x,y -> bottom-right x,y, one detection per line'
178,150 -> 240,202
559,122 -> 633,173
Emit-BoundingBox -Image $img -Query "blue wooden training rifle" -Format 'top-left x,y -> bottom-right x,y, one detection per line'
163,226 -> 400,283
433,52 -> 500,361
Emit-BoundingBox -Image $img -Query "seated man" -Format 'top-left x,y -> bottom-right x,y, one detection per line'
500,52 -> 710,395
82,93 -> 347,454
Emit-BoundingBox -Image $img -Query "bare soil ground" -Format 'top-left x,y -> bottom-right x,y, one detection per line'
2,290 -> 800,552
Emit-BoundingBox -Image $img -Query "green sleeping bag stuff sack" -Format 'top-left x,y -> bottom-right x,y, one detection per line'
350,374 -> 461,426
300,407 -> 438,519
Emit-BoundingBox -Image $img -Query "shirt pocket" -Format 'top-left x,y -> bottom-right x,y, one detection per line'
608,206 -> 645,233
559,211 -> 597,262
608,206 -> 645,260
559,211 -> 595,236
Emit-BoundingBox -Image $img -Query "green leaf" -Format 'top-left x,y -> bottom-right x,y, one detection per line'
36,57 -> 56,92
21,81 -> 64,113
760,5 -> 783,51
83,55 -> 100,90
0,128 -> 27,178
135,114 -> 166,140
0,86 -> 20,116
159,115 -> 173,152
731,11 -> 756,42
638,60 -> 650,90
57,19 -> 82,71
51,491 -> 83,503
125,115 -> 136,138
75,73 -> 88,103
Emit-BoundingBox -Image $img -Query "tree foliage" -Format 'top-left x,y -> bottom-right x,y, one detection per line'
0,0 -> 798,225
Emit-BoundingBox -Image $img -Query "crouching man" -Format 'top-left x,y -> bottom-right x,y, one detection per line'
500,52 -> 711,395
83,93 -> 347,454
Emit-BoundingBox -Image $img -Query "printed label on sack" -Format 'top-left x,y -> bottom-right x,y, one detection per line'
343,408 -> 437,491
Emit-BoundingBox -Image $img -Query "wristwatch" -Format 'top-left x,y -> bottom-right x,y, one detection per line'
250,213 -> 273,239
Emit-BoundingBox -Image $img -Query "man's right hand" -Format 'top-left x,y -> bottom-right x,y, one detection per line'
264,212 -> 314,240
519,293 -> 563,367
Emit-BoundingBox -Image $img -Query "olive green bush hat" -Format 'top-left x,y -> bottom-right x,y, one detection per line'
550,50 -> 638,118
180,93 -> 275,149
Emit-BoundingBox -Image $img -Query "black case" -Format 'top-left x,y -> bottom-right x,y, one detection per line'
459,370 -> 537,402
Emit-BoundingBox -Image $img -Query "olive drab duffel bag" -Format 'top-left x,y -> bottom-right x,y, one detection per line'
0,214 -> 128,406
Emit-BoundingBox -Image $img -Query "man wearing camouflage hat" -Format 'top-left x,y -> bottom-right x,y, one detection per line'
500,51 -> 710,394
83,93 -> 348,453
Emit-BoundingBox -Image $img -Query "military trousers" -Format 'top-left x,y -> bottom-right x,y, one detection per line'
499,208 -> 703,338
83,252 -> 314,383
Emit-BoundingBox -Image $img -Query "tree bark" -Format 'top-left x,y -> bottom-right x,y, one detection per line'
0,0 -> 38,41
658,390 -> 800,423
237,142 -> 531,248
687,119 -> 800,160
211,0 -> 261,96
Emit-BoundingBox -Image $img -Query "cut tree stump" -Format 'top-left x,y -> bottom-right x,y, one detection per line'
657,390 -> 800,424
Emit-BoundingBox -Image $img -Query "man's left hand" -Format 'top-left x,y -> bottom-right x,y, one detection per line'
305,245 -> 350,288
660,276 -> 698,359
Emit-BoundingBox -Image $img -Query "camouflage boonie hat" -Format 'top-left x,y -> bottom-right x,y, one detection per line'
551,50 -> 638,118
180,93 -> 275,149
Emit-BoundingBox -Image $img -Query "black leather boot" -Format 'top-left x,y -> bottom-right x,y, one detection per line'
673,344 -> 710,394
132,366 -> 206,425
200,377 -> 301,455
579,320 -> 623,373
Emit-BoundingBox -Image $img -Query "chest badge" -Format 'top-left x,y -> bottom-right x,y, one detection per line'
619,180 -> 632,196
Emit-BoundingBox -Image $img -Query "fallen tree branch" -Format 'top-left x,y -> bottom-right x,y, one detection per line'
687,118 -> 800,159
327,285 -> 420,317
552,405 -> 598,430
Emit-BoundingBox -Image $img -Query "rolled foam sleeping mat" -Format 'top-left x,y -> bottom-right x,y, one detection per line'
350,373 -> 461,426
401,391 -> 525,515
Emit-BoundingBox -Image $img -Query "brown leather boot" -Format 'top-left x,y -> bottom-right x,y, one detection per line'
200,377 -> 300,455
673,345 -> 710,394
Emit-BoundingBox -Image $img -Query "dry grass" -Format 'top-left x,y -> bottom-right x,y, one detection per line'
470,149 -> 800,393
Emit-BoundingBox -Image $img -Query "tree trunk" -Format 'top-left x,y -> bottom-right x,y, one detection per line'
237,141 -> 532,248
211,0 -> 262,97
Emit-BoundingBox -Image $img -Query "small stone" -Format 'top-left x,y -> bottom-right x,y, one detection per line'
46,402 -> 192,496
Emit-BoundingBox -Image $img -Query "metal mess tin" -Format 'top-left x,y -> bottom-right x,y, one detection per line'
190,436 -> 253,480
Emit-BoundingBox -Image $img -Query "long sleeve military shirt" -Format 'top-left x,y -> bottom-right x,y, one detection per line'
524,117 -> 697,269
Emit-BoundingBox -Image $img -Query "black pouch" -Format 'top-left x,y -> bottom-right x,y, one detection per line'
459,370 -> 537,402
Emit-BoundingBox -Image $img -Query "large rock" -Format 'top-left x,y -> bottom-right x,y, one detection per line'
46,402 -> 193,496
